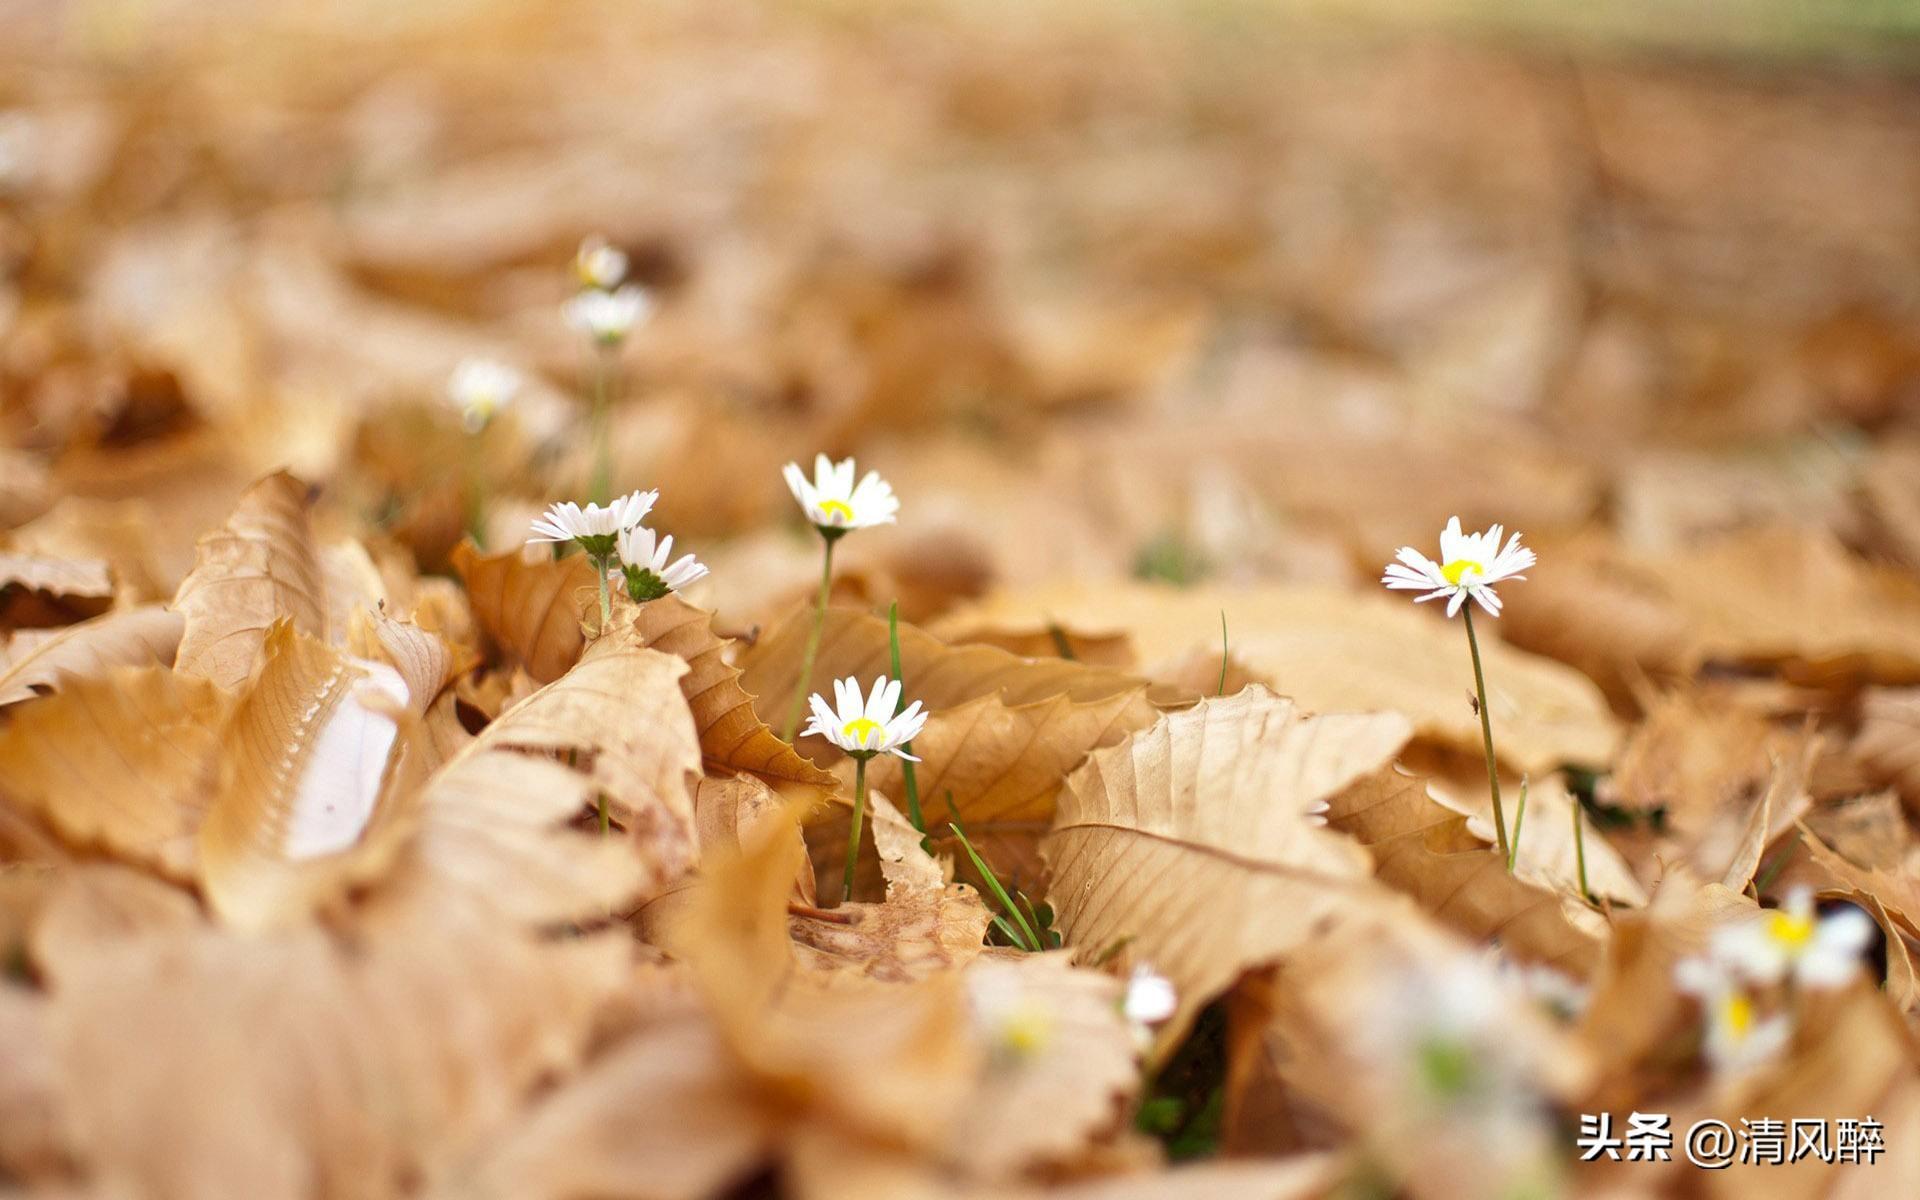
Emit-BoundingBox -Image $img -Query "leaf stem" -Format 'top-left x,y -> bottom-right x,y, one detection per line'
780,534 -> 835,742
1460,605 -> 1511,868
842,755 -> 869,902
887,602 -> 924,834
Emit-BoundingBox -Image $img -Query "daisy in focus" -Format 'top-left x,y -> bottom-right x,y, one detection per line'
1382,516 -> 1537,870
1710,888 -> 1874,991
803,675 -> 926,761
1676,957 -> 1792,1075
446,358 -> 522,433
778,454 -> 901,741
565,284 -> 651,346
783,453 -> 899,535
805,673 -> 928,900
613,525 -> 708,601
574,234 -> 629,290
1382,516 -> 1536,618
527,489 -> 657,557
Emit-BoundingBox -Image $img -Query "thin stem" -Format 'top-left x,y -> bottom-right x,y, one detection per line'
1460,605 -> 1511,867
589,343 -> 615,505
780,534 -> 835,742
597,793 -> 609,836
1506,775 -> 1529,872
594,554 -> 613,630
842,755 -> 869,903
888,601 -> 923,834
1217,610 -> 1229,696
1573,791 -> 1591,901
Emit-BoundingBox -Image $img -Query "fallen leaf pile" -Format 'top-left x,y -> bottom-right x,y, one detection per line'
3,2 -> 1920,1198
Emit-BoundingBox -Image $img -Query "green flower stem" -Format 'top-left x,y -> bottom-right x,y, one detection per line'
597,793 -> 609,835
780,533 -> 836,742
842,754 -> 870,903
887,601 -> 924,834
951,818 -> 1042,951
1460,604 -> 1511,868
1573,791 -> 1591,901
1506,776 -> 1529,872
593,553 -> 613,629
589,342 -> 616,506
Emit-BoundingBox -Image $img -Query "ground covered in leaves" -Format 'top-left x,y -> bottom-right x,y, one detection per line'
3,2 -> 1920,1199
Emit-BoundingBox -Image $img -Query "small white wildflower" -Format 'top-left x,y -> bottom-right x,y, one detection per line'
574,234 -> 628,290
1676,956 -> 1793,1075
801,675 -> 926,760
1711,888 -> 1874,991
526,489 -> 657,558
613,525 -> 708,601
445,358 -> 522,432
1121,963 -> 1177,1051
1494,957 -> 1590,1021
968,966 -> 1054,1061
1382,516 -> 1536,618
564,284 -> 650,346
782,453 -> 899,535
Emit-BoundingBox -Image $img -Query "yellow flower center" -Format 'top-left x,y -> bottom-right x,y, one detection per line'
1767,910 -> 1815,951
999,1005 -> 1054,1057
841,716 -> 882,746
818,499 -> 853,522
1441,559 -> 1485,587
1720,993 -> 1754,1039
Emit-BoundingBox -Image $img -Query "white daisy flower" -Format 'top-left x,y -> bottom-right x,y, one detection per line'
1122,964 -> 1177,1026
574,234 -> 628,290
527,489 -> 657,557
614,525 -> 708,601
801,674 -> 926,760
782,454 -> 899,535
1676,957 -> 1793,1075
445,358 -> 522,432
1710,888 -> 1874,991
967,964 -> 1054,1061
564,284 -> 651,346
1383,516 -> 1536,618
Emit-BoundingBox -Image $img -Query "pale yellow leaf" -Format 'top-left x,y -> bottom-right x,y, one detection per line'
0,605 -> 182,707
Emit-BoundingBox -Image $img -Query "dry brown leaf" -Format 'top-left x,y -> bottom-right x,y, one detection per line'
170,471 -> 329,690
620,594 -> 838,787
939,581 -> 1619,774
867,686 -> 1159,890
739,605 -> 1156,758
468,628 -> 703,890
1854,686 -> 1920,813
661,800 -> 980,1151
1042,686 -> 1413,1048
0,551 -> 114,608
0,665 -> 230,877
0,985 -> 67,1181
0,605 -> 183,707
433,1012 -> 774,1200
450,539 -> 595,684
1797,823 -> 1920,943
196,622 -> 423,930
1323,765 -> 1604,977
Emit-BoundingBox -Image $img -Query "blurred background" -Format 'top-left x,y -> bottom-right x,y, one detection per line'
3,0 -> 1919,630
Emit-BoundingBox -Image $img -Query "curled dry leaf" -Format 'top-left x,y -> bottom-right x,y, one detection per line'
0,665 -> 230,877
1854,686 -> 1920,812
450,539 -> 596,684
619,594 -> 838,788
0,551 -> 114,610
1041,686 -> 1413,1048
0,604 -> 183,707
1322,765 -> 1604,977
196,622 -> 421,931
170,471 -> 389,690
939,582 -> 1619,774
